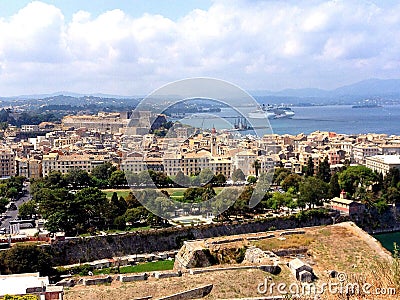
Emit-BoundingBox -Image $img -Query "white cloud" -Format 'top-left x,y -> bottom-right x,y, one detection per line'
0,0 -> 400,95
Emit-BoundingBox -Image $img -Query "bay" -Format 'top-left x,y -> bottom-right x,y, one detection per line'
173,104 -> 400,136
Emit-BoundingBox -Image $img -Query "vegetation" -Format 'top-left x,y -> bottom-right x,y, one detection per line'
0,244 -> 55,276
93,260 -> 174,275
3,295 -> 38,300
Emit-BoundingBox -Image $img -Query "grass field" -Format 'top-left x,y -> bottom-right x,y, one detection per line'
103,187 -> 225,200
93,260 -> 174,275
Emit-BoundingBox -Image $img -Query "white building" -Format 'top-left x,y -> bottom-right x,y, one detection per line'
365,155 -> 400,176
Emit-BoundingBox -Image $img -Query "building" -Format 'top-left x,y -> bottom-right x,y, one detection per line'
365,155 -> 400,176
330,190 -> 365,215
288,258 -> 314,283
62,112 -> 129,134
21,124 -> 40,132
232,150 -> 257,177
353,144 -> 380,164
0,148 -> 16,178
16,157 -> 42,179
0,272 -> 63,299
42,153 -> 109,176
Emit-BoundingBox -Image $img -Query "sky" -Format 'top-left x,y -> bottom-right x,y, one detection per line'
0,0 -> 400,96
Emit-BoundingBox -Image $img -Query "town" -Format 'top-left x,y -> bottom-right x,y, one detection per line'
0,109 -> 399,299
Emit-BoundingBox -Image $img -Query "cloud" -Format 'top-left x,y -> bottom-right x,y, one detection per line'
0,0 -> 400,95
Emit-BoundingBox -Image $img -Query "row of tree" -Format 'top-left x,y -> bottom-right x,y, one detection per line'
0,176 -> 25,213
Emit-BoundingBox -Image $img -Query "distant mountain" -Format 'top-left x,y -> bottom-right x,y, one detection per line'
0,91 -> 135,101
2,78 -> 400,104
332,78 -> 400,96
251,78 -> 400,105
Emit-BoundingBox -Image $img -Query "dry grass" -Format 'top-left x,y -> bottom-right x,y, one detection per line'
64,223 -> 400,300
253,233 -> 315,251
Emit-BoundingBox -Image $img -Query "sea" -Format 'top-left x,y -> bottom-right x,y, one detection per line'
374,232 -> 400,254
172,104 -> 400,136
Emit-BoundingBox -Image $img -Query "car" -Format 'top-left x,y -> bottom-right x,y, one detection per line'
8,202 -> 17,211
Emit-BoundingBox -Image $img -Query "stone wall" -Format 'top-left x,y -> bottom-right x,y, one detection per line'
49,215 -> 333,265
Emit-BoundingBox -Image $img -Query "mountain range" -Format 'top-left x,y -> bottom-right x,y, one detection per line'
250,78 -> 400,104
2,78 -> 400,105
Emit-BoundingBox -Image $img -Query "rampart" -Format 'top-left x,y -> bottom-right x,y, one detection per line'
49,214 -> 333,265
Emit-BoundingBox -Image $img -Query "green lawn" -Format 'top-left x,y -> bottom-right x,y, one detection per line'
93,260 -> 174,275
103,189 -> 132,199
103,187 -> 224,199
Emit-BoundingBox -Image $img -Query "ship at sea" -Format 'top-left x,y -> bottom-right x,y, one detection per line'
352,104 -> 382,108
248,104 -> 295,119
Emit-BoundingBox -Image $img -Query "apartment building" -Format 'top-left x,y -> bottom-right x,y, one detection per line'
0,148 -> 15,178
353,143 -> 381,164
365,155 -> 400,176
21,124 -> 39,132
15,157 -> 42,179
42,153 -> 109,176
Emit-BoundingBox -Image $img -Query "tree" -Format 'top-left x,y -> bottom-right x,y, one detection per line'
281,173 -> 302,193
202,184 -> 216,202
91,162 -> 117,181
64,168 -> 91,189
45,171 -> 65,188
299,177 -> 329,208
269,192 -> 291,211
6,187 -> 18,199
305,157 -> 314,177
74,187 -> 109,231
184,187 -> 205,202
199,168 -> 215,185
18,200 -> 37,219
329,172 -> 341,198
138,170 -> 153,186
215,173 -> 226,185
384,187 -> 400,204
0,198 -> 9,213
109,192 -> 127,218
247,176 -> 257,184
338,165 -> 377,197
232,169 -> 245,182
149,170 -> 171,187
175,171 -> 190,187
317,156 -> 331,182
124,206 -> 149,225
384,168 -> 400,189
35,188 -> 77,234
109,170 -> 128,187
0,244 -> 54,276
3,295 -> 38,300
252,159 -> 261,178
125,192 -> 142,208
272,168 -> 291,185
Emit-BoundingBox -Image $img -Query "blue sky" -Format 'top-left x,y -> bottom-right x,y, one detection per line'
0,1 -> 212,21
0,0 -> 399,96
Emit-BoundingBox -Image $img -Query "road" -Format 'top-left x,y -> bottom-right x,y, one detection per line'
0,183 -> 31,234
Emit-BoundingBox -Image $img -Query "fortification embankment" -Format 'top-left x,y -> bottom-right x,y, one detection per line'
49,215 -> 333,265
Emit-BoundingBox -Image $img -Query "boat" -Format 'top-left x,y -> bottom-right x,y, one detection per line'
352,104 -> 382,108
248,104 -> 295,119
248,109 -> 275,119
272,107 -> 295,118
